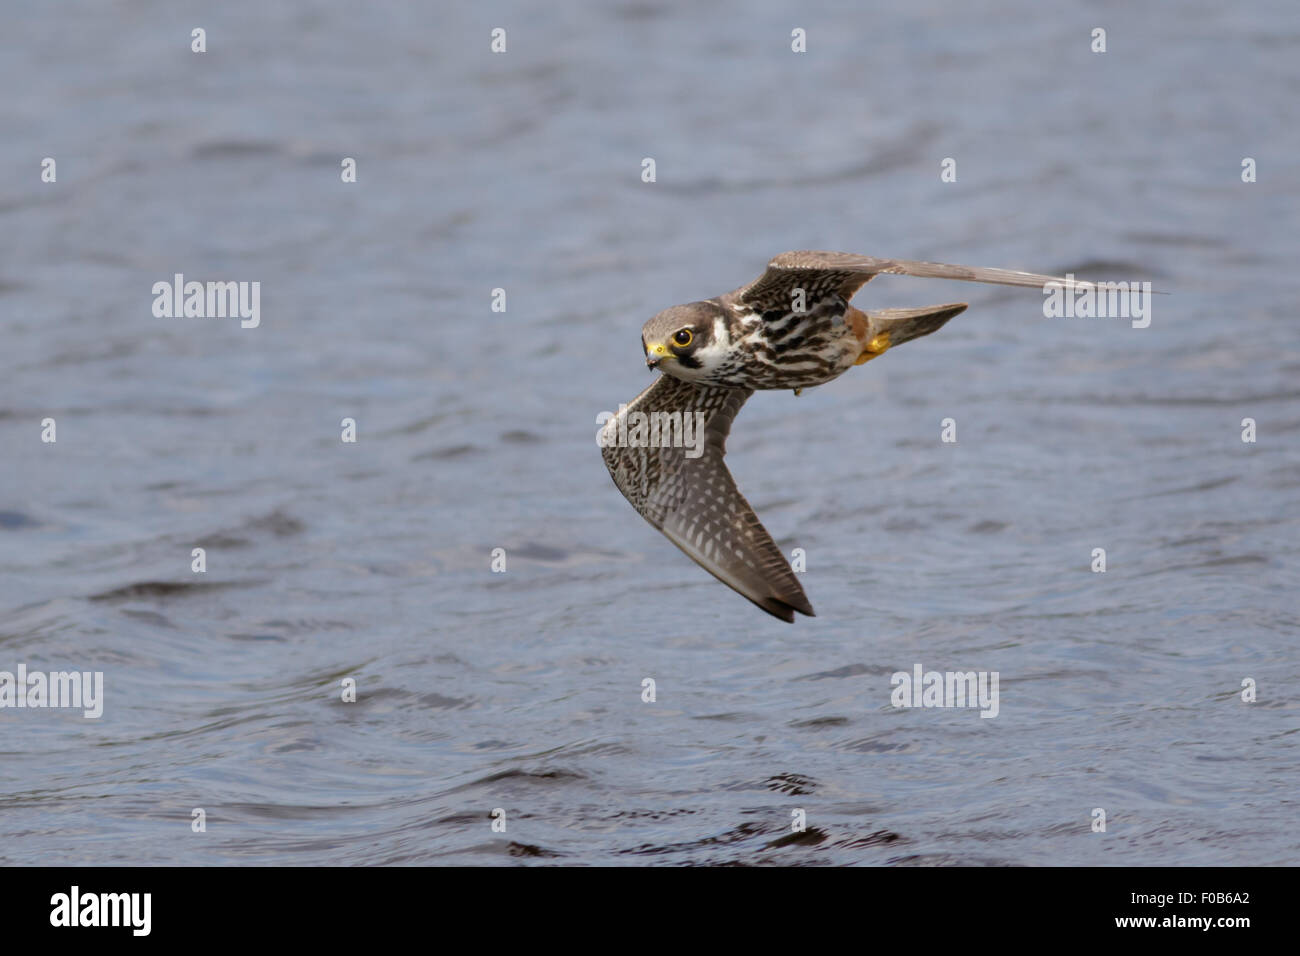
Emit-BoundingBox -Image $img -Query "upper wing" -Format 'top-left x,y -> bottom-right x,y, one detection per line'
728,249 -> 1100,313
600,374 -> 813,622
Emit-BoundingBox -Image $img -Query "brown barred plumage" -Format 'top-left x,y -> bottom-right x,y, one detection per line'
603,251 -> 1102,620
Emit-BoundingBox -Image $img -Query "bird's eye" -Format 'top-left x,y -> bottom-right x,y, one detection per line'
673,328 -> 693,348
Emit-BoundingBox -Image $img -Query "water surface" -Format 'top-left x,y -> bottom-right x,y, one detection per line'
1,0 -> 1297,865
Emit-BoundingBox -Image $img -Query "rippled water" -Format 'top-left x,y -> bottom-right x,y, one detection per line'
2,1 -> 1298,865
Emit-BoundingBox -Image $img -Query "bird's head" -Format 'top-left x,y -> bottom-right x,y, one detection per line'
641,302 -> 727,382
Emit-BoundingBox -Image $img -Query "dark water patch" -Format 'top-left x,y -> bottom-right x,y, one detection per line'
613,2 -> 666,21
0,511 -> 41,529
471,740 -> 518,751
1136,475 -> 1238,498
887,853 -> 1017,866
1125,231 -> 1229,249
88,580 -> 252,602
258,618 -> 354,634
42,340 -> 138,369
189,140 -> 284,160
789,716 -> 850,729
1061,258 -> 1164,277
883,516 -> 926,532
271,740 -> 319,755
384,413 -> 453,437
508,841 -> 565,858
765,826 -> 829,848
839,738 -> 914,755
220,801 -> 360,822
619,821 -> 772,857
434,811 -> 490,826
553,741 -> 631,758
202,534 -> 252,548
337,684 -> 472,711
794,663 -> 893,681
243,510 -> 305,537
765,773 -> 817,796
452,768 -> 588,793
833,830 -> 908,850
418,692 -> 473,710
508,542 -> 572,562
1135,554 -> 1270,577
120,609 -> 175,628
604,807 -> 698,823
500,429 -> 542,443
694,711 -> 752,722
412,444 -> 479,461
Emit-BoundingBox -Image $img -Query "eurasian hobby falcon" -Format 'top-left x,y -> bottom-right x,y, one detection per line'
600,251 -> 1094,622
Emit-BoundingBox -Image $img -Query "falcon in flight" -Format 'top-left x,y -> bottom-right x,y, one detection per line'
600,251 -> 1095,622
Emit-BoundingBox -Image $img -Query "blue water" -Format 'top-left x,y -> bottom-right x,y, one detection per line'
1,0 -> 1297,865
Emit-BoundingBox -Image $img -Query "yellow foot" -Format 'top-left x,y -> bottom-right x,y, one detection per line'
853,331 -> 892,365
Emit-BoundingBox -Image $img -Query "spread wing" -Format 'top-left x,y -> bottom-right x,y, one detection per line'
600,374 -> 813,622
727,249 -> 1101,314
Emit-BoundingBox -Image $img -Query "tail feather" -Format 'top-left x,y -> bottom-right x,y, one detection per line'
852,302 -> 967,365
866,302 -> 967,346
